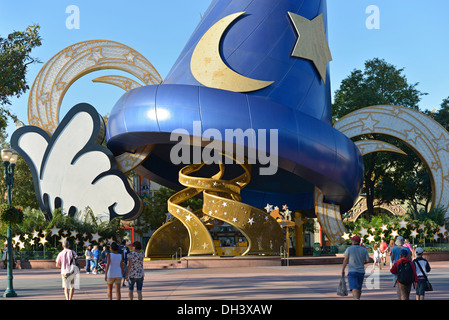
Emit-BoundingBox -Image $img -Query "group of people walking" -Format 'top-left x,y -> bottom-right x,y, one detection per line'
55,239 -> 145,300
342,235 -> 432,300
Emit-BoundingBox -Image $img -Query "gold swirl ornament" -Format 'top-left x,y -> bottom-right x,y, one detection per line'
146,158 -> 283,257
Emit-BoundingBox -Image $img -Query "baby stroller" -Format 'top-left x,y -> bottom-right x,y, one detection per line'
96,259 -> 106,274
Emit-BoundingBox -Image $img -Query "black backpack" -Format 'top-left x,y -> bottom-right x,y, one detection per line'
397,261 -> 414,285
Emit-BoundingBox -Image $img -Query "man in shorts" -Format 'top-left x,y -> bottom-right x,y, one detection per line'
341,235 -> 370,300
56,240 -> 79,300
379,238 -> 388,266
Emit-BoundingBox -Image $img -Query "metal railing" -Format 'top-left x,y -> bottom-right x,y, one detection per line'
171,247 -> 183,268
280,246 -> 289,266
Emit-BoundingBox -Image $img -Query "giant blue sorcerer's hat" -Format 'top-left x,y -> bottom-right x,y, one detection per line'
106,0 -> 364,213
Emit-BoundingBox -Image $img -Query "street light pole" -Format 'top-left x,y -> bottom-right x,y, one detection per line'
2,148 -> 18,298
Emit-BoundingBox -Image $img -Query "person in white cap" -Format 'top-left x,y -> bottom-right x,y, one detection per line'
413,247 -> 431,300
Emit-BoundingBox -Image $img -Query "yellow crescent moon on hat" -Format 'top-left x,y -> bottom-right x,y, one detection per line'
190,12 -> 274,93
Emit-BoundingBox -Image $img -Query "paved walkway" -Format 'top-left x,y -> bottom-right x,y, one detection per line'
0,261 -> 448,301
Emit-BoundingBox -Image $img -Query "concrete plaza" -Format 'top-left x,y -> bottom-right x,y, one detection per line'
0,260 -> 448,301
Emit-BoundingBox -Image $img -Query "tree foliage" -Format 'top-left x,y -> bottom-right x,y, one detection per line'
0,25 -> 41,141
0,25 -> 41,107
333,58 -> 425,122
332,58 -> 429,216
134,186 -> 203,236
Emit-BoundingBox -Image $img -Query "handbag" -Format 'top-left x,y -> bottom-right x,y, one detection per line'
337,276 -> 348,296
414,259 -> 433,292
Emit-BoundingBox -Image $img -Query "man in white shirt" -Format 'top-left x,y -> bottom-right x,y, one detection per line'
56,240 -> 78,300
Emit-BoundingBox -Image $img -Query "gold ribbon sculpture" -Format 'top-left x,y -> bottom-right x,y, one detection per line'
146,158 -> 283,257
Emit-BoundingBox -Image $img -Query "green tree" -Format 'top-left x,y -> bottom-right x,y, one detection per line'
0,26 -> 42,209
426,97 -> 449,131
0,25 -> 41,139
0,156 -> 39,209
134,186 -> 203,236
333,58 -> 425,122
333,58 -> 427,217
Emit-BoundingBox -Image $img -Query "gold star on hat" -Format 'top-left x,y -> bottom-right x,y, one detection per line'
288,12 -> 332,83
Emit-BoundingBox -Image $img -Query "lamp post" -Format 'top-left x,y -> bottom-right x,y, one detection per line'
2,148 -> 18,297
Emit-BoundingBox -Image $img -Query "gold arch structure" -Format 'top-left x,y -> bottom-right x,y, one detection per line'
27,40 -> 162,173
335,105 -> 449,219
345,196 -> 406,222
317,104 -> 449,245
316,104 -> 449,245
146,159 -> 283,257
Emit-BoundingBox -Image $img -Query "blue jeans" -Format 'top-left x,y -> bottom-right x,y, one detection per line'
122,262 -> 128,280
86,259 -> 93,272
128,277 -> 144,292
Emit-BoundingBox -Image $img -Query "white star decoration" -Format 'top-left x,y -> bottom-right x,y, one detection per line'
124,51 -> 136,63
91,232 -> 101,242
390,230 -> 399,238
264,204 -> 273,212
398,218 -> 408,229
359,227 -> 368,237
39,237 -> 48,246
360,114 -> 379,132
49,226 -> 60,236
88,48 -> 104,64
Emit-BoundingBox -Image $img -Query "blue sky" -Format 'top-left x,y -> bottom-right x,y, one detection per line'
1,0 -> 448,138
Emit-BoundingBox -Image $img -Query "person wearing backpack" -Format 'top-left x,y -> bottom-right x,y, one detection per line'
55,240 -> 79,300
390,248 -> 417,300
119,240 -> 130,287
413,247 -> 431,300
